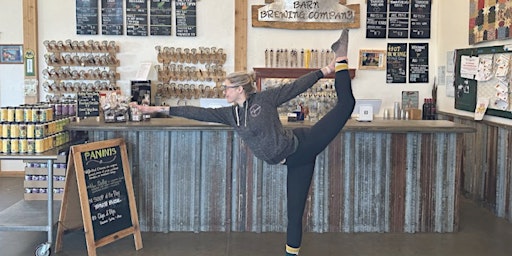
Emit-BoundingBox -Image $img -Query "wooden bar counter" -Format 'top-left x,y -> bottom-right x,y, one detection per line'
66,117 -> 475,233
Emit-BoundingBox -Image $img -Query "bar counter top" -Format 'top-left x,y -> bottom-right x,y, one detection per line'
66,117 -> 476,133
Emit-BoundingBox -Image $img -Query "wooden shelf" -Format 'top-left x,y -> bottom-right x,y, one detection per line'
253,67 -> 356,90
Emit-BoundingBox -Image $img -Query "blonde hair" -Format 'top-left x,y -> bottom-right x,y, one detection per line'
225,71 -> 256,94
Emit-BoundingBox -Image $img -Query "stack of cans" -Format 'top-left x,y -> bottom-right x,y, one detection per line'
0,104 -> 72,154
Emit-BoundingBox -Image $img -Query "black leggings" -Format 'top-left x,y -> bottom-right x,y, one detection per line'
284,67 -> 355,248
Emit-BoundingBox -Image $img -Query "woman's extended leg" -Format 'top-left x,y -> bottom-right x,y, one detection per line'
283,29 -> 355,256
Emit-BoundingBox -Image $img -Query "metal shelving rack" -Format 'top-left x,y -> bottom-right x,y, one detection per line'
0,147 -> 68,256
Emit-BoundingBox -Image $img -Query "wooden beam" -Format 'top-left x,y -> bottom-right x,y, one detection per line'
234,0 -> 248,72
23,0 -> 39,104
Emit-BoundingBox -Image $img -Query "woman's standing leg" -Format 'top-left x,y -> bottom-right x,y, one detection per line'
285,162 -> 315,256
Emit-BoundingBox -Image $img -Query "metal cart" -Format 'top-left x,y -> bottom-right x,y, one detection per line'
0,148 -> 67,256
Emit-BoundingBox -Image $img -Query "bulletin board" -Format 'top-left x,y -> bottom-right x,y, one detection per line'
454,45 -> 512,119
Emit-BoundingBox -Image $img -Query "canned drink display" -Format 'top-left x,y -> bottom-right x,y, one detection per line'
2,138 -> 10,153
15,107 -> 24,122
23,107 -> 33,122
39,108 -> 47,122
27,139 -> 35,154
35,138 -> 43,153
10,138 -> 19,154
48,121 -> 55,135
35,124 -> 44,139
39,106 -> 51,122
0,107 -> 8,122
69,102 -> 76,116
7,107 -> 15,122
26,123 -> 35,138
18,123 -> 27,138
55,103 -> 62,116
2,123 -> 10,138
62,103 -> 69,116
10,123 -> 19,138
32,108 -> 41,123
19,138 -> 28,153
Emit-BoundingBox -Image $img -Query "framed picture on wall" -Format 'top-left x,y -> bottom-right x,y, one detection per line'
359,49 -> 386,70
0,45 -> 23,64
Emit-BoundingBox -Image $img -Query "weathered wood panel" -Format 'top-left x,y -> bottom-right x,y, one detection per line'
439,113 -> 512,224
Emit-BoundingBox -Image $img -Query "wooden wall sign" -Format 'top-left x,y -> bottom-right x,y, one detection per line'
55,138 -> 142,256
252,0 -> 360,30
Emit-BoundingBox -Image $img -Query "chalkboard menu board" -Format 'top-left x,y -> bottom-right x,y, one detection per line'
386,43 -> 407,83
76,0 -> 99,35
102,0 -> 124,35
77,92 -> 100,118
366,0 -> 387,38
175,0 -> 197,37
126,0 -> 149,36
409,43 -> 429,83
150,0 -> 172,35
388,0 -> 409,39
410,0 -> 431,39
56,138 -> 142,256
81,145 -> 132,240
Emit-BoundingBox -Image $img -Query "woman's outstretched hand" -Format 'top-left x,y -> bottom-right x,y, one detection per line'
129,102 -> 168,113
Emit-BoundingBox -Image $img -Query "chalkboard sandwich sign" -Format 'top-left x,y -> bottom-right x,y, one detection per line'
55,138 -> 142,256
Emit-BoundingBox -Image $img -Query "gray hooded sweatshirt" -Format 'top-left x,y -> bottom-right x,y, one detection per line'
169,70 -> 324,165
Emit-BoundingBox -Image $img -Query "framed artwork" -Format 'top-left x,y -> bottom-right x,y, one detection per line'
359,49 -> 386,70
0,45 -> 23,64
469,0 -> 512,45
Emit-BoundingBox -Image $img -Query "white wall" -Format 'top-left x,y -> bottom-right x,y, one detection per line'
0,0 -> 26,171
2,0 -> 512,171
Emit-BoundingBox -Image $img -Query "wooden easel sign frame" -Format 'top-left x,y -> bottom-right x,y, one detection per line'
55,138 -> 142,256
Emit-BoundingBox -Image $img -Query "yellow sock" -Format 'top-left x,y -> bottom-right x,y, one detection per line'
335,62 -> 348,72
286,244 -> 300,255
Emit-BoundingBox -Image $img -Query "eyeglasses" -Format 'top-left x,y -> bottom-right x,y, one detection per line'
222,85 -> 239,90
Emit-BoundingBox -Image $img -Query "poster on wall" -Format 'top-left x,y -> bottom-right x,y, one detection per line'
366,0 -> 387,38
388,0 -> 410,38
76,0 -> 99,35
469,0 -> 512,44
386,43 -> 407,83
409,43 -> 429,83
150,0 -> 172,35
126,0 -> 149,36
175,0 -> 197,37
102,0 -> 124,35
410,0 -> 431,38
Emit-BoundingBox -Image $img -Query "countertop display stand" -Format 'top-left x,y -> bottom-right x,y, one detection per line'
0,148 -> 68,256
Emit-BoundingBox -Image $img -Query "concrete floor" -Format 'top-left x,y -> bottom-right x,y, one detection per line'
1,176 -> 512,256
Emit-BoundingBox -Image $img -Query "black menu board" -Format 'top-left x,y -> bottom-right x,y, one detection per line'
126,0 -> 148,36
388,0 -> 410,39
410,0 -> 431,39
81,144 -> 132,240
366,0 -> 387,38
76,0 -> 99,35
77,91 -> 100,118
150,0 -> 172,35
409,43 -> 429,83
386,43 -> 407,83
175,0 -> 197,37
102,0 -> 124,35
